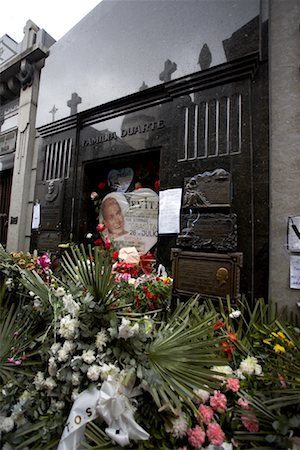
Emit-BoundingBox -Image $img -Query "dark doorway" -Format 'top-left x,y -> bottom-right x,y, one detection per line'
0,169 -> 12,246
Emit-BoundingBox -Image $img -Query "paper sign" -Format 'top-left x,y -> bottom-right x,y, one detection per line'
290,255 -> 300,289
158,188 -> 182,234
32,203 -> 40,229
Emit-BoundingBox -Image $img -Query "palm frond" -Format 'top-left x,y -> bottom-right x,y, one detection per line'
147,297 -> 226,410
61,244 -> 116,305
83,421 -> 123,449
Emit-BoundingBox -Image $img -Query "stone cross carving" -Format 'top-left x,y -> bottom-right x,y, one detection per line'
49,105 -> 58,122
159,59 -> 177,82
198,43 -> 212,70
67,92 -> 82,115
139,81 -> 148,91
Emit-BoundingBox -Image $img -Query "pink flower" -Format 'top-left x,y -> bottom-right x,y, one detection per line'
90,191 -> 98,200
226,378 -> 240,392
96,223 -> 106,233
241,412 -> 259,432
210,390 -> 227,412
206,422 -> 225,446
187,425 -> 205,449
198,404 -> 214,425
177,448 -> 187,450
237,398 -> 251,410
37,252 -> 51,274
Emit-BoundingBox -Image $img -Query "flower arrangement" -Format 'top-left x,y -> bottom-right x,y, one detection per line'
0,243 -> 299,450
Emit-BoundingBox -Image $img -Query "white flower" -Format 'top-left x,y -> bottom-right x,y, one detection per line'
239,356 -> 262,376
1,416 -> 14,432
229,309 -> 241,318
211,365 -> 233,380
33,297 -> 42,310
50,342 -> 61,355
2,443 -> 14,450
118,318 -> 139,340
82,349 -> 96,364
72,389 -> 80,401
44,377 -> 57,391
193,388 -> 210,404
57,340 -> 76,362
58,315 -> 79,339
52,400 -> 65,410
100,363 -> 120,380
166,411 -> 188,438
33,371 -> 45,390
71,372 -> 81,386
95,329 -> 109,351
87,364 -> 102,381
63,294 -> 80,317
54,287 -> 66,297
48,356 -> 58,376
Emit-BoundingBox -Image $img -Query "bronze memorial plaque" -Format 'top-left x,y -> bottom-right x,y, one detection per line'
182,169 -> 231,209
176,213 -> 237,251
36,231 -> 62,253
35,180 -> 64,231
171,249 -> 242,299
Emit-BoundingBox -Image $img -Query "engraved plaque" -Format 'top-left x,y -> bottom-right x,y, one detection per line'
36,231 -> 62,253
176,213 -> 237,251
182,169 -> 231,209
35,179 -> 64,230
171,249 -> 242,299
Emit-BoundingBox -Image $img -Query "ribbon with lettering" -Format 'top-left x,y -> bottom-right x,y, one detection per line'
57,378 -> 149,450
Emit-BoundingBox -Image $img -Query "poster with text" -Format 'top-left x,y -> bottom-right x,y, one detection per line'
99,188 -> 158,255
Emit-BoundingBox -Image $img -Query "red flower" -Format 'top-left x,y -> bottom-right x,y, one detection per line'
221,341 -> 235,359
228,331 -> 238,342
98,181 -> 106,190
96,223 -> 106,233
94,239 -> 103,246
112,251 -> 119,261
135,182 -> 143,189
104,237 -> 111,250
213,321 -> 225,330
154,180 -> 160,191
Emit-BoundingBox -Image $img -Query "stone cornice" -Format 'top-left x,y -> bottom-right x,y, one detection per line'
37,51 -> 260,137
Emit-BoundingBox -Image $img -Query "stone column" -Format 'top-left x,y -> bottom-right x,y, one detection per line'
6,21 -> 47,251
269,0 -> 300,312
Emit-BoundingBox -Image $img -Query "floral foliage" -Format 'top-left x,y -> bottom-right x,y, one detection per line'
0,244 -> 299,450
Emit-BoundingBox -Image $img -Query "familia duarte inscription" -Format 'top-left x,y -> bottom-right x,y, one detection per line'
82,120 -> 165,147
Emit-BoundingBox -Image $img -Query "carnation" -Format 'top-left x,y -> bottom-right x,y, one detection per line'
241,412 -> 259,432
198,404 -> 214,425
50,342 -> 61,355
82,349 -> 96,364
58,340 -> 76,362
1,416 -> 14,433
58,315 -> 79,339
62,294 -> 80,317
210,391 -> 227,413
168,411 -> 189,438
187,425 -> 206,448
54,287 -> 66,297
87,364 -> 102,381
95,329 -> 109,351
48,356 -> 58,376
226,377 -> 240,392
211,365 -> 233,381
206,422 -> 225,446
118,318 -> 139,340
237,398 -> 251,410
239,356 -> 262,376
99,363 -> 120,380
71,372 -> 81,386
44,377 -> 57,391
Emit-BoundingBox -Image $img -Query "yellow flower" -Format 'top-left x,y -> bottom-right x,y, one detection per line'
277,331 -> 286,341
263,339 -> 272,345
273,344 -> 285,353
271,332 -> 278,338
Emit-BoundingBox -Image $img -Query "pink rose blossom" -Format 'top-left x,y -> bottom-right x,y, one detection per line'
237,398 -> 251,410
206,422 -> 225,446
187,425 -> 206,449
198,404 -> 214,425
241,413 -> 259,432
96,223 -> 106,233
90,191 -> 98,200
210,390 -> 227,412
226,377 -> 240,392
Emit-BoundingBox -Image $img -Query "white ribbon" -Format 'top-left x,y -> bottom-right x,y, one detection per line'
57,378 -> 149,450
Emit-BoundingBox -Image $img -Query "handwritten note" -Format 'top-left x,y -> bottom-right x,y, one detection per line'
290,255 -> 300,289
